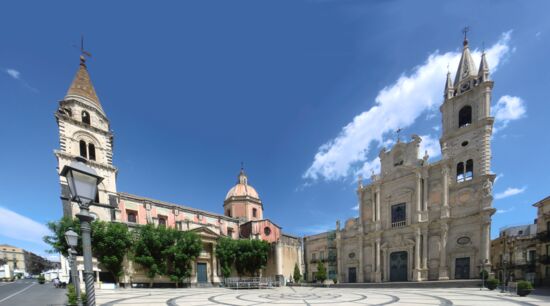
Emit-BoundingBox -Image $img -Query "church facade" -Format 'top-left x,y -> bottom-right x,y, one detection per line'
54,55 -> 302,286
307,37 -> 496,283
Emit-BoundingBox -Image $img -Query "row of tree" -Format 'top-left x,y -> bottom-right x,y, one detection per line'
44,217 -> 201,286
44,218 -> 271,286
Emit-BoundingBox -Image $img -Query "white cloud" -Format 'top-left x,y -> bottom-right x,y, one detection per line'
352,204 -> 359,211
495,186 -> 526,200
494,173 -> 504,184
304,32 -> 512,181
492,95 -> 526,133
418,134 -> 440,160
497,207 -> 515,214
5,68 -> 20,79
0,206 -> 49,246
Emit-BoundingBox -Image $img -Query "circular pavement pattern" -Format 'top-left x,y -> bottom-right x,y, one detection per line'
95,286 -> 549,306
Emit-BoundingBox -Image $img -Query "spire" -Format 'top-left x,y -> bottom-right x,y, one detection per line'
444,70 -> 454,99
478,51 -> 490,82
65,45 -> 103,111
454,27 -> 478,86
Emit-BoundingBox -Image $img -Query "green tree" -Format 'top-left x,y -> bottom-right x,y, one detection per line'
133,224 -> 165,286
43,217 -> 81,257
234,239 -> 270,276
293,263 -> 301,283
164,230 -> 202,287
316,261 -> 327,283
215,237 -> 237,278
91,221 -> 133,284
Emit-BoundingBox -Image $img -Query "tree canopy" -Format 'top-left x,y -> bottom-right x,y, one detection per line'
316,261 -> 327,283
91,220 -> 133,282
215,237 -> 270,277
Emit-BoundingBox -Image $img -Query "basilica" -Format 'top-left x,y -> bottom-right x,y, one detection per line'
305,36 -> 496,282
54,54 -> 302,286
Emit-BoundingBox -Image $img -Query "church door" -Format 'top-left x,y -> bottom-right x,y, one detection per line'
455,257 -> 470,279
348,267 -> 357,283
197,263 -> 208,283
390,251 -> 408,282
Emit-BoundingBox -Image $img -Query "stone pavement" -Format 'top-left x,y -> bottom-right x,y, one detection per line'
96,285 -> 550,306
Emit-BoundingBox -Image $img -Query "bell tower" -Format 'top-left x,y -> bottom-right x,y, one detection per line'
440,34 -> 494,180
54,54 -> 118,221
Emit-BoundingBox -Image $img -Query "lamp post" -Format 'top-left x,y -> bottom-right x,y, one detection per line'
480,258 -> 489,290
65,229 -> 81,306
60,160 -> 103,306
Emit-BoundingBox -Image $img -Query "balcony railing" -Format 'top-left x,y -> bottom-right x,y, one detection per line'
391,220 -> 406,228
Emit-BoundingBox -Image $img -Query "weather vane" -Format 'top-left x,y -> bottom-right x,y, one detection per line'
462,26 -> 470,44
74,35 -> 92,63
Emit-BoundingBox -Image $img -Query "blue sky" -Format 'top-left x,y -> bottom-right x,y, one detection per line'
1,1 -> 549,259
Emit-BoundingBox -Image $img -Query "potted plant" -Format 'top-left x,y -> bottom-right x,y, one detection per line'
37,275 -> 45,284
486,278 -> 499,290
517,280 -> 534,297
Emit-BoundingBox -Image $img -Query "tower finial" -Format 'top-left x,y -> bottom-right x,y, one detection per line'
462,26 -> 470,46
78,34 -> 92,66
396,128 -> 402,143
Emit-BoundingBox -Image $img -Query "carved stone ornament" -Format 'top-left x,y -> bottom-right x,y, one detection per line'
482,179 -> 493,198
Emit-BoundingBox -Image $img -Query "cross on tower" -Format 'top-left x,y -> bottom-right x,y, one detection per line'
462,26 -> 470,45
396,128 -> 402,143
75,35 -> 92,64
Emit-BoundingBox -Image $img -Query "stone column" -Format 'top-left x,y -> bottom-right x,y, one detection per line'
371,191 -> 376,222
480,214 -> 491,269
374,238 -> 381,282
212,243 -> 220,283
413,227 -> 422,281
275,241 -> 283,277
439,222 -> 449,280
415,171 -> 422,222
358,236 -> 364,282
422,228 -> 428,270
441,166 -> 450,218
422,170 -> 429,211
375,186 -> 381,222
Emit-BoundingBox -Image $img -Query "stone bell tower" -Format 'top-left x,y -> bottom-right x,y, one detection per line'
54,54 -> 118,221
439,33 -> 496,273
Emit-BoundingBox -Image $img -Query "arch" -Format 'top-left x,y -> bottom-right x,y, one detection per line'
88,143 -> 96,161
465,159 -> 473,180
82,110 -> 91,125
458,105 -> 472,128
456,162 -> 465,182
79,140 -> 87,158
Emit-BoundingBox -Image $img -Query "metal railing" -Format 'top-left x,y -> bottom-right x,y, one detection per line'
391,220 -> 406,228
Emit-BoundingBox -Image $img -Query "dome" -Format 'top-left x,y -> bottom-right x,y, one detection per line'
225,169 -> 260,201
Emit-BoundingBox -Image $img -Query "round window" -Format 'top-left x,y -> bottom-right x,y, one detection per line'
348,252 -> 356,259
461,141 -> 469,147
457,236 -> 471,245
264,227 -> 271,236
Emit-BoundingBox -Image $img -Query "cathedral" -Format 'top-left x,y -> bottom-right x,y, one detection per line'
305,36 -> 496,282
54,54 -> 302,286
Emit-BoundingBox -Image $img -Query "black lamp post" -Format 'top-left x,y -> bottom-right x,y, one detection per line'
64,229 -> 82,306
60,160 -> 103,306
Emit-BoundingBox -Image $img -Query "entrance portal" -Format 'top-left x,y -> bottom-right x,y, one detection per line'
455,257 -> 470,279
348,267 -> 357,283
390,251 -> 408,282
197,262 -> 208,283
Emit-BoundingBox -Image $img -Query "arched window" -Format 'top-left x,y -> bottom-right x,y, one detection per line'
79,140 -> 87,158
465,159 -> 473,181
458,106 -> 472,128
82,111 -> 91,125
252,208 -> 257,218
88,143 -> 96,161
456,162 -> 465,182
226,209 -> 231,217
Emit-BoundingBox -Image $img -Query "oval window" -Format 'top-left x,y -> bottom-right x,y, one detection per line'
457,236 -> 471,245
264,227 -> 271,236
348,252 -> 356,259
461,141 -> 469,147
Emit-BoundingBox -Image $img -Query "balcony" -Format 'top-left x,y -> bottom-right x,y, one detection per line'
391,220 -> 406,228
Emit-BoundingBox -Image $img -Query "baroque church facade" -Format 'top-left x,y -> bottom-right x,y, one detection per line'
306,37 -> 496,283
54,55 -> 302,286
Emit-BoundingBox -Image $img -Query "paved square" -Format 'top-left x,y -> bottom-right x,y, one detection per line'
96,286 -> 550,306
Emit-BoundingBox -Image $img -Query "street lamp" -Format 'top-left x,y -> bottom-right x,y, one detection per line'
61,160 -> 103,306
65,229 -> 81,306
